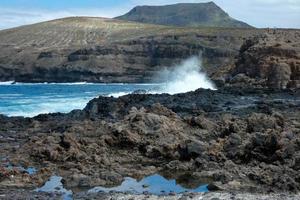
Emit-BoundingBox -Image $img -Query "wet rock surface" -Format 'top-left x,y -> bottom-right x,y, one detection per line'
0,87 -> 299,198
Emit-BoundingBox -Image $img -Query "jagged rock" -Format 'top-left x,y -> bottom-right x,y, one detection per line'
188,116 -> 218,131
247,113 -> 279,132
230,31 -> 300,89
0,88 -> 299,193
268,63 -> 292,89
179,141 -> 208,160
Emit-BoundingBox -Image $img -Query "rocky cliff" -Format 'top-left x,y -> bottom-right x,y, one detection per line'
0,17 -> 260,83
228,30 -> 300,89
0,17 -> 299,88
116,2 -> 252,28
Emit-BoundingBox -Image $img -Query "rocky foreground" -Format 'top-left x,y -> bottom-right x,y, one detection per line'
1,190 -> 300,200
0,87 -> 299,198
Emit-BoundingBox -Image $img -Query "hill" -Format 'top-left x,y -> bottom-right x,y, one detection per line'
0,17 -> 261,83
115,2 -> 252,28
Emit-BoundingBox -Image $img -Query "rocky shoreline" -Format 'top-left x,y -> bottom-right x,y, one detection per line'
0,3 -> 299,200
0,86 -> 299,198
1,190 -> 300,200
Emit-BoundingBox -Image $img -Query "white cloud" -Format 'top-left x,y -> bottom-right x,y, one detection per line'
0,7 -> 131,30
128,0 -> 300,28
0,0 -> 299,30
216,0 -> 300,28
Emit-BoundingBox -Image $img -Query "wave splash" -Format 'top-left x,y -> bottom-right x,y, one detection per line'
0,81 -> 15,85
157,56 -> 216,94
0,57 -> 215,117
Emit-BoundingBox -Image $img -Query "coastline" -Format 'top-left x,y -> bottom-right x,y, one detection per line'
0,87 -> 299,198
0,9 -> 299,199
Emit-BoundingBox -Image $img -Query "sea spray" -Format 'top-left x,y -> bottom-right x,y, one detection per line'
157,56 -> 216,94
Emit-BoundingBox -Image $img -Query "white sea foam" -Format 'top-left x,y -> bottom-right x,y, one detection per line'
14,82 -> 93,86
155,56 -> 216,94
1,97 -> 91,117
0,83 -> 159,117
2,82 -> 161,86
0,81 -> 15,85
0,59 -> 215,117
107,92 -> 130,98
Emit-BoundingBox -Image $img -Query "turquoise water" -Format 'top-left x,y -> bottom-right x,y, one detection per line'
0,83 -> 158,117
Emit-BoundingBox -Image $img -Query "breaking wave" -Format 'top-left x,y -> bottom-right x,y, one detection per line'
156,56 -> 216,94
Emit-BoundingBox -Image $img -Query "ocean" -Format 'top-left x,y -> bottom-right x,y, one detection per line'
0,82 -> 159,117
0,58 -> 217,117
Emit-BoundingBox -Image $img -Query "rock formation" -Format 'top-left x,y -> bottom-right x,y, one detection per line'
0,16 -> 299,88
0,17 -> 260,83
229,30 -> 300,89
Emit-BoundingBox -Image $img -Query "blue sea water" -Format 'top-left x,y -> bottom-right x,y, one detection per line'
0,82 -> 159,117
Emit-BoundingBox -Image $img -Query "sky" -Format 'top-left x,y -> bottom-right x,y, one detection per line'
0,0 -> 300,30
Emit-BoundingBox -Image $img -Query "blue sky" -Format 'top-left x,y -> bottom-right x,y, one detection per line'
0,0 -> 300,29
0,0 -> 124,9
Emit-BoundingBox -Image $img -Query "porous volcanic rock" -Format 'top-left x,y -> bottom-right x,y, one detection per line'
229,30 -> 300,89
0,88 -> 299,195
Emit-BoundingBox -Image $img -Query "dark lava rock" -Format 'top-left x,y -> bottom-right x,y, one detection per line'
0,87 -> 299,194
230,31 -> 300,89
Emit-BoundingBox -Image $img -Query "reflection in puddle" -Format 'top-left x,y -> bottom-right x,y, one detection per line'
35,176 -> 73,200
89,174 -> 208,195
25,167 -> 37,175
5,164 -> 37,175
36,174 -> 208,198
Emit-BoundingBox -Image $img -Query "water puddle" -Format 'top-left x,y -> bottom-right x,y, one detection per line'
35,174 -> 208,199
3,163 -> 37,175
89,174 -> 208,195
25,167 -> 37,175
35,176 -> 73,200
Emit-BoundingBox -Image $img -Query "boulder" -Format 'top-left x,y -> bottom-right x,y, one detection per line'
230,31 -> 300,89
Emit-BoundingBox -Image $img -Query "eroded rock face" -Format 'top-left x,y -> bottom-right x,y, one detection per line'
230,30 -> 300,89
0,17 -> 262,83
0,88 -> 299,193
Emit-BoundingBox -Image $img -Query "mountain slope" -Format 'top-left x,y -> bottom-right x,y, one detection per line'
0,17 -> 262,83
116,2 -> 252,28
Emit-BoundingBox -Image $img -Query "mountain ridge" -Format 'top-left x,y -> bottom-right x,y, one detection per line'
116,2 -> 253,28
